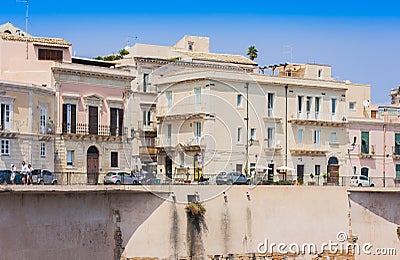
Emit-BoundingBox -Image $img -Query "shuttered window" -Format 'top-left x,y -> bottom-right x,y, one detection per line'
361,131 -> 369,154
62,104 -> 76,133
111,152 -> 118,167
110,108 -> 124,136
38,49 -> 63,61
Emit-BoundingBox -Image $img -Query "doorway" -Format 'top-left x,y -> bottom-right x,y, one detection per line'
297,165 -> 304,184
87,146 -> 99,184
327,157 -> 339,184
165,156 -> 173,180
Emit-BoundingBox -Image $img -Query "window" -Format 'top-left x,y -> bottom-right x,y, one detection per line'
237,127 -> 242,143
111,152 -> 118,167
0,103 -> 10,131
195,88 -> 201,105
1,139 -> 10,155
40,142 -> 46,157
143,73 -> 149,92
361,131 -> 369,154
66,150 -> 74,166
314,130 -> 321,144
396,164 -> 400,180
395,133 -> 400,155
298,129 -> 303,144
298,96 -> 303,115
315,165 -> 320,176
166,124 -> 172,145
110,108 -> 123,136
188,41 -> 194,51
267,93 -> 274,117
166,91 -> 172,108
267,127 -> 274,148
331,132 -> 337,143
306,96 -> 312,116
39,105 -> 48,134
331,98 -> 337,115
315,97 -> 320,118
237,94 -> 242,107
250,128 -> 256,140
349,102 -> 355,110
179,152 -> 184,166
38,48 -> 63,61
194,122 -> 201,138
62,104 -> 76,133
318,69 -> 322,78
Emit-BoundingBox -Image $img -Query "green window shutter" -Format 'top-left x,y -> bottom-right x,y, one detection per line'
361,131 -> 369,153
396,164 -> 400,180
395,133 -> 400,145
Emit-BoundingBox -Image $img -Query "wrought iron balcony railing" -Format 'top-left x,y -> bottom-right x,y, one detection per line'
62,123 -> 127,136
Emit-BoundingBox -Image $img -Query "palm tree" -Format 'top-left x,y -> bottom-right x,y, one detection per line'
246,46 -> 258,61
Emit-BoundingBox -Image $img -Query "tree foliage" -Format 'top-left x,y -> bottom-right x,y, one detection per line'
94,49 -> 129,61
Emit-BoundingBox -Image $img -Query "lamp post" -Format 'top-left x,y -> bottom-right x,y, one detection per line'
285,84 -> 288,167
245,83 -> 250,175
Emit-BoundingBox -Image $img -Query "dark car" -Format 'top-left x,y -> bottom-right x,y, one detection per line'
31,169 -> 58,185
0,170 -> 24,184
216,171 -> 250,185
138,171 -> 156,185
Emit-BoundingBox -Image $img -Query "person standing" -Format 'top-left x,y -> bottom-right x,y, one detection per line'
10,164 -> 17,184
21,161 -> 28,185
27,164 -> 33,185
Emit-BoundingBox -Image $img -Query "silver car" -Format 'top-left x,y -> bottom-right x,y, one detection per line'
31,169 -> 58,185
104,172 -> 139,185
216,171 -> 250,185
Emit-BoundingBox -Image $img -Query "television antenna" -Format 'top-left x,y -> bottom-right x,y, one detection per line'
125,35 -> 138,50
16,0 -> 29,59
283,45 -> 293,63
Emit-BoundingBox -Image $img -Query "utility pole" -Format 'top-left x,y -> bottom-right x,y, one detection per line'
245,82 -> 249,175
285,84 -> 288,167
383,124 -> 386,187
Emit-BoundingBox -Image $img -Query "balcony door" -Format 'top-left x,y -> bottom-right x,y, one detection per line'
88,106 -> 98,135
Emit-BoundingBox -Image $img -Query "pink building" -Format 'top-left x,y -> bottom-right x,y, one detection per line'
348,103 -> 400,187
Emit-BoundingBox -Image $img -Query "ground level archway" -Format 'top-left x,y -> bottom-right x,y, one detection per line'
87,146 -> 99,184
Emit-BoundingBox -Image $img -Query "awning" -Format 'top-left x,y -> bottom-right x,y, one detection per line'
251,164 -> 271,171
276,166 -> 295,172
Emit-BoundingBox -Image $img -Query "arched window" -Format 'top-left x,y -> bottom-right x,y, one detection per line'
361,167 -> 369,177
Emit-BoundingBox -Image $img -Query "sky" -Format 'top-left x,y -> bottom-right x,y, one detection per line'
1,0 -> 400,104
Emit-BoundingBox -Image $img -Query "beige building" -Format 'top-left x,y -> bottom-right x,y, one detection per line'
0,80 -> 55,171
119,36 -> 370,184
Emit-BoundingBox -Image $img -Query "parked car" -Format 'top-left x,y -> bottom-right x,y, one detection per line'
216,171 -> 250,185
138,171 -> 156,185
104,171 -> 139,185
0,170 -> 24,184
350,175 -> 375,187
31,169 -> 58,185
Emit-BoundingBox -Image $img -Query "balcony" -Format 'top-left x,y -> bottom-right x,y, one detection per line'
156,103 -> 211,122
359,144 -> 375,158
288,118 -> 347,127
137,121 -> 157,136
290,144 -> 327,156
134,83 -> 157,93
393,146 -> 400,159
263,109 -> 282,122
0,124 -> 17,138
139,146 -> 157,162
61,123 -> 128,140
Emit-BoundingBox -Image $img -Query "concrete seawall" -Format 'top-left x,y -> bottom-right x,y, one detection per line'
0,186 -> 399,259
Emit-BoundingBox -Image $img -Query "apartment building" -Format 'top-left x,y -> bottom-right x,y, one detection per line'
0,80 -> 55,170
347,86 -> 400,187
0,23 -> 134,183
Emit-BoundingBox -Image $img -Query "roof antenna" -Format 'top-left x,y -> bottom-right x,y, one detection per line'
17,0 -> 29,59
283,45 -> 293,63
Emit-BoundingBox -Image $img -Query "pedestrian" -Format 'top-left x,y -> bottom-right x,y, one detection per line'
27,163 -> 33,185
10,164 -> 17,184
21,161 -> 28,185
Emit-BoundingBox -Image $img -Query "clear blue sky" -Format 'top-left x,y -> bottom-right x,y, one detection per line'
2,0 -> 400,104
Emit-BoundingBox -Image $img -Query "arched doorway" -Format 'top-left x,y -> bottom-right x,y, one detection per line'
87,146 -> 99,184
327,156 -> 339,184
361,167 -> 369,177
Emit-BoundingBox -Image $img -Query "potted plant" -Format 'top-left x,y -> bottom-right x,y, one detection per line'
184,171 -> 191,184
322,173 -> 328,185
308,173 -> 316,186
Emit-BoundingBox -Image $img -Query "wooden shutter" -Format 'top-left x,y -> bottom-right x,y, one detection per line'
71,104 -> 76,133
88,106 -> 98,135
118,108 -> 124,136
110,108 -> 117,136
62,104 -> 67,133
